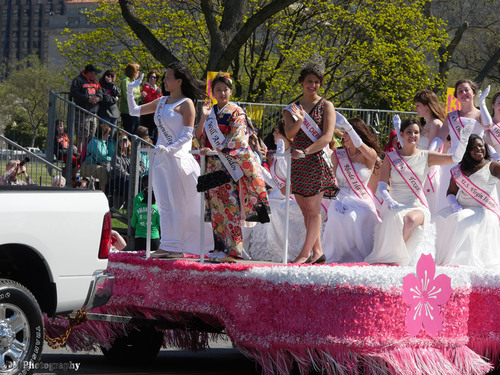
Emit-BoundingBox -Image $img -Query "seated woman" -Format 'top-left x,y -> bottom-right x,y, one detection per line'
244,120 -> 307,262
321,114 -> 381,264
434,135 -> 500,267
81,123 -> 112,192
365,117 -> 474,266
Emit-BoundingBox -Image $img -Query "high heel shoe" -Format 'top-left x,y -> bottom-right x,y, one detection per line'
312,254 -> 326,265
291,255 -> 312,264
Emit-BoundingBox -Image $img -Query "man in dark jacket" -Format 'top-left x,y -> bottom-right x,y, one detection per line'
70,64 -> 104,153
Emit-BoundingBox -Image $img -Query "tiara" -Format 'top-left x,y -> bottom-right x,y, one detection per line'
301,53 -> 325,74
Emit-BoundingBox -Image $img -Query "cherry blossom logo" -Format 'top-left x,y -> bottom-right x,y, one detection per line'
234,292 -> 256,318
402,254 -> 452,337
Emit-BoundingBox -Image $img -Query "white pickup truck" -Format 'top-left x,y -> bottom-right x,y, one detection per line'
0,186 -> 114,375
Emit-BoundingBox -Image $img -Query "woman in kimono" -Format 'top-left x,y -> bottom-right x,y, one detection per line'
196,73 -> 270,262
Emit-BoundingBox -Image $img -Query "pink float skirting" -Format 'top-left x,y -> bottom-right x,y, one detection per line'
44,252 -> 500,375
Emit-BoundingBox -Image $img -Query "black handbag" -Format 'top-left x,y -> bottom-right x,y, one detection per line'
196,170 -> 231,192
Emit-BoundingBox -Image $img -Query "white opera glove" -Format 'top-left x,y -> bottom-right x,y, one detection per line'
274,139 -> 288,179
378,181 -> 400,210
451,119 -> 474,163
335,111 -> 362,148
446,194 -> 463,213
487,144 -> 500,162
479,85 -> 492,127
162,126 -> 194,155
127,73 -> 144,117
154,145 -> 168,153
428,137 -> 443,152
333,199 -> 347,214
393,115 -> 404,147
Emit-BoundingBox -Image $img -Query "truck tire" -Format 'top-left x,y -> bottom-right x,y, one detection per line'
101,325 -> 163,365
0,279 -> 44,375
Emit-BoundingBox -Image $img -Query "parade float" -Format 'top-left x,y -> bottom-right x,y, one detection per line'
45,252 -> 500,375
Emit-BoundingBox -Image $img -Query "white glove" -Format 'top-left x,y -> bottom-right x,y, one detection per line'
428,137 -> 443,152
393,115 -> 404,147
274,139 -> 288,180
127,73 -> 144,117
161,126 -> 194,155
479,85 -> 492,127
487,144 -> 500,162
451,119 -> 474,163
155,145 -> 168,153
333,199 -> 347,214
336,111 -> 362,148
447,194 -> 463,213
378,181 -> 400,210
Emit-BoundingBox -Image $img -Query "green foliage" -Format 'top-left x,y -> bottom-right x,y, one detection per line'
0,55 -> 62,147
57,0 -> 448,110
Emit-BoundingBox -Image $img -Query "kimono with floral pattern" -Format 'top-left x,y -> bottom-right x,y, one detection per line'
201,102 -> 270,257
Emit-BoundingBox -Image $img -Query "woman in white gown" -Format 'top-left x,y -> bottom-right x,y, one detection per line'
245,121 -> 307,262
434,135 -> 500,267
365,117 -> 474,266
413,90 -> 447,215
322,115 -> 381,264
126,62 -> 213,257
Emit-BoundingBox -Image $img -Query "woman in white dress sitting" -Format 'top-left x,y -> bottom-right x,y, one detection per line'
321,114 -> 381,264
245,120 -> 307,262
365,117 -> 475,266
434,135 -> 500,267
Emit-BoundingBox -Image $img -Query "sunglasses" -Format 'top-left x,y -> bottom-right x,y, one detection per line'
150,76 -> 157,79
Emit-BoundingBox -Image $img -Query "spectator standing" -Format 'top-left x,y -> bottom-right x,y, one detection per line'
131,175 -> 161,251
140,70 -> 162,139
119,63 -> 142,135
81,123 -> 112,192
98,70 -> 121,127
54,119 -> 79,179
70,64 -> 103,153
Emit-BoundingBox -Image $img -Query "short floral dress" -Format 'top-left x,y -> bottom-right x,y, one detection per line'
291,98 -> 338,197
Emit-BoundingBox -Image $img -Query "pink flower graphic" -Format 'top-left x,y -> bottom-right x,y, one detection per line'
402,254 -> 452,337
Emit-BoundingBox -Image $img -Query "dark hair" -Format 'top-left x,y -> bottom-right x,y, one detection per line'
454,79 -> 478,98
491,91 -> 500,117
103,70 -> 116,79
413,90 -> 446,122
147,70 -> 159,79
164,62 -> 206,103
298,64 -> 324,86
460,134 -> 490,174
141,175 -> 156,205
211,72 -> 233,92
275,118 -> 287,139
347,118 -> 381,156
97,123 -> 110,140
400,117 -> 422,134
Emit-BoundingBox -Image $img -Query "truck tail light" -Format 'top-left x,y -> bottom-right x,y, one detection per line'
99,212 -> 112,259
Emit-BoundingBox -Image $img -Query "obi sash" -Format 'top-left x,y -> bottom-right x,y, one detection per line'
386,150 -> 429,209
335,149 -> 380,219
451,165 -> 500,224
204,105 -> 244,181
283,104 -> 332,167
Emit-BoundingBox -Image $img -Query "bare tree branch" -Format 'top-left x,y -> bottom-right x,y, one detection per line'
474,47 -> 500,87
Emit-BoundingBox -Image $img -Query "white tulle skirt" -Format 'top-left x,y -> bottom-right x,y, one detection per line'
434,206 -> 500,267
321,190 -> 380,264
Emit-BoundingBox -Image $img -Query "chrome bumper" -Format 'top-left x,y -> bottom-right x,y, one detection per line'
83,271 -> 114,311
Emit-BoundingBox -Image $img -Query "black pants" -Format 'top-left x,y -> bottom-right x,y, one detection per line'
134,237 -> 160,251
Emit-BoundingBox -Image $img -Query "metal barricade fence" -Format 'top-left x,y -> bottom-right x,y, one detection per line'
47,90 -> 416,236
0,135 -> 63,187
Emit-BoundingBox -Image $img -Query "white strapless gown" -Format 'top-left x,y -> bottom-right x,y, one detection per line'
433,162 -> 500,267
321,162 -> 379,264
365,151 -> 436,266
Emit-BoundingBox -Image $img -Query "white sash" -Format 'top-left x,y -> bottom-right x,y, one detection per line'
283,104 -> 332,167
386,150 -> 429,208
335,149 -> 380,219
155,97 -> 182,147
204,106 -> 244,182
271,159 -> 286,190
451,165 -> 500,224
488,122 -> 500,146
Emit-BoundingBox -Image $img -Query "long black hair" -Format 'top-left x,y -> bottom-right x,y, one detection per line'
162,62 -> 206,103
460,134 -> 490,174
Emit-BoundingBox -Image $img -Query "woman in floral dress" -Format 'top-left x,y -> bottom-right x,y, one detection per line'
283,62 -> 338,264
196,73 -> 270,262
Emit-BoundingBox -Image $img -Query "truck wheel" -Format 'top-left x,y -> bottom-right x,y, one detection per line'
0,279 -> 44,375
101,326 -> 163,364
